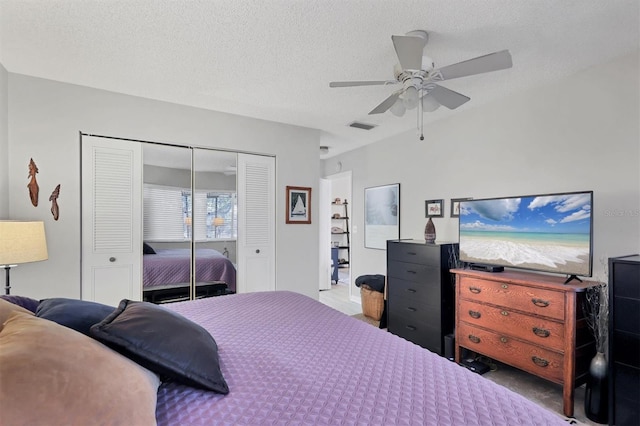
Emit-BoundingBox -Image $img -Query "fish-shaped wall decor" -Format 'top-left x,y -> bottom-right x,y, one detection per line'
50,184 -> 61,220
27,158 -> 39,206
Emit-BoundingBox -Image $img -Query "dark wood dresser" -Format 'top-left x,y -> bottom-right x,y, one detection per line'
386,240 -> 458,355
452,268 -> 597,417
608,254 -> 640,425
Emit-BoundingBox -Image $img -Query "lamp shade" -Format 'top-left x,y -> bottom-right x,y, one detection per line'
0,221 -> 48,265
213,217 -> 225,227
402,86 -> 419,110
390,98 -> 406,117
422,94 -> 441,112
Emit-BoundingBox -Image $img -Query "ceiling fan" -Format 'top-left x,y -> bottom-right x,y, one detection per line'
329,30 -> 512,139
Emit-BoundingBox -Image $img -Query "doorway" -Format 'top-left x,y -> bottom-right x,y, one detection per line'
319,171 -> 359,315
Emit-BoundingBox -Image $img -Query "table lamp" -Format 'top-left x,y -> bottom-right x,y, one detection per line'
213,217 -> 225,238
0,221 -> 48,295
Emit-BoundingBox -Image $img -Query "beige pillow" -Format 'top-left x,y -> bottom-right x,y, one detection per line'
0,311 -> 160,426
0,298 -> 34,332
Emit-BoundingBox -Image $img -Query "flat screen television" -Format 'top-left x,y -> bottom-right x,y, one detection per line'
458,191 -> 593,282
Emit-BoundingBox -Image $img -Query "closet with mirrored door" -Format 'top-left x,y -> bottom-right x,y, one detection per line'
81,134 -> 275,306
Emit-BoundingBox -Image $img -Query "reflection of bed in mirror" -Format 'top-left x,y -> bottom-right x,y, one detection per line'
143,248 -> 236,303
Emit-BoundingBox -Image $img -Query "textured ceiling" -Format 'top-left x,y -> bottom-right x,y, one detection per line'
1,0 -> 638,158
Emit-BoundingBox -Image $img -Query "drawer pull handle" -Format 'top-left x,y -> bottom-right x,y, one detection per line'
531,356 -> 549,367
407,288 -> 417,293
407,270 -> 417,274
500,337 -> 508,343
532,298 -> 550,308
501,310 -> 509,316
469,286 -> 481,294
468,310 -> 481,319
468,334 -> 481,344
532,327 -> 550,338
406,325 -> 417,331
407,252 -> 417,256
501,284 -> 508,289
407,307 -> 417,312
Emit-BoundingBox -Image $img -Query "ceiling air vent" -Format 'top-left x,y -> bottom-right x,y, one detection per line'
348,121 -> 376,131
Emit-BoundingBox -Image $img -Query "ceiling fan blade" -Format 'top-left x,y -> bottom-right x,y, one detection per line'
428,84 -> 470,110
369,91 -> 402,115
438,50 -> 513,81
392,35 -> 427,70
329,80 -> 397,88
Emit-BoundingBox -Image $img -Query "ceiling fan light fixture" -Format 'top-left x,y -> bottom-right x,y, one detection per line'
421,94 -> 440,112
390,98 -> 406,117
402,85 -> 419,110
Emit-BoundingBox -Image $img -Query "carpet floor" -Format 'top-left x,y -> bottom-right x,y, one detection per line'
350,313 -> 595,426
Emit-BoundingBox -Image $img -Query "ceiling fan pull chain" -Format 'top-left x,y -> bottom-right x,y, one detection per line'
418,89 -> 424,141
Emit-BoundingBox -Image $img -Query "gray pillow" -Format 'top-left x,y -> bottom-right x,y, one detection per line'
36,298 -> 115,336
90,299 -> 228,394
0,295 -> 39,313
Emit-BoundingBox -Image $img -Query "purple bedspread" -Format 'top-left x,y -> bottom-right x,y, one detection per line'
156,291 -> 566,425
143,248 -> 236,293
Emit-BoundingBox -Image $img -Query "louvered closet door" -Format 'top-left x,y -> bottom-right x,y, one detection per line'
81,135 -> 142,305
237,153 -> 275,293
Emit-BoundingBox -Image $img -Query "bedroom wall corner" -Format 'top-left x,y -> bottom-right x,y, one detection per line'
0,63 -> 8,218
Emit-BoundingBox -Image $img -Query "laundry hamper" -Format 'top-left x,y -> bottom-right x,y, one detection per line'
360,284 -> 384,321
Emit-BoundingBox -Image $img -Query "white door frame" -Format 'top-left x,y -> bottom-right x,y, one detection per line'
236,153 -> 276,293
81,135 -> 142,305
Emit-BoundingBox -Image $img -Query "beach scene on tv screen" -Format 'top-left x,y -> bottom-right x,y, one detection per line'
459,193 -> 592,276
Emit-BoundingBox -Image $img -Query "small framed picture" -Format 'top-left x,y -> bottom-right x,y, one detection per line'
425,199 -> 444,218
450,198 -> 472,218
286,186 -> 311,224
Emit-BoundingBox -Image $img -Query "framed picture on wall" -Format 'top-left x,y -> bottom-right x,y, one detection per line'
450,197 -> 472,218
286,186 -> 312,224
364,183 -> 400,249
425,199 -> 444,218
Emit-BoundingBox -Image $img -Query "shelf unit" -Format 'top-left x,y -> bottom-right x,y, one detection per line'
331,201 -> 350,271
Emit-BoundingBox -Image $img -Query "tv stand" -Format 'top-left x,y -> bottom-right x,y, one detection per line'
452,268 -> 598,417
563,274 -> 582,285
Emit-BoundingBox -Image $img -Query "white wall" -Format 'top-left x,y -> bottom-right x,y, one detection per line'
322,51 -> 640,296
7,73 -> 321,300
0,64 -> 8,218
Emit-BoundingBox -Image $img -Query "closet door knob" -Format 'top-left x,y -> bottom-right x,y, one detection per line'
256,249 -> 260,254
109,257 -> 116,262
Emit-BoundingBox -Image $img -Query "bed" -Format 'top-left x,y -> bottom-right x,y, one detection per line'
143,248 -> 236,299
0,292 -> 568,425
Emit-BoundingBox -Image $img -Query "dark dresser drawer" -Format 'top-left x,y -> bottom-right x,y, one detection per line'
387,277 -> 440,305
388,294 -> 441,326
612,363 -> 640,425
611,262 -> 640,299
612,330 -> 640,367
613,297 -> 640,334
387,260 -> 440,283
387,240 -> 442,264
389,312 -> 442,353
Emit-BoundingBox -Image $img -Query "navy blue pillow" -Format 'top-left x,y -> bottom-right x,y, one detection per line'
143,243 -> 156,254
36,298 -> 115,336
0,295 -> 40,313
90,299 -> 228,394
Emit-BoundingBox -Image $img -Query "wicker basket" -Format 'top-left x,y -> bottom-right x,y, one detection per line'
360,284 -> 384,321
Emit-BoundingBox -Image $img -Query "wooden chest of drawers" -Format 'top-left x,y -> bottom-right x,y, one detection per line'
387,240 -> 458,355
452,268 -> 597,417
